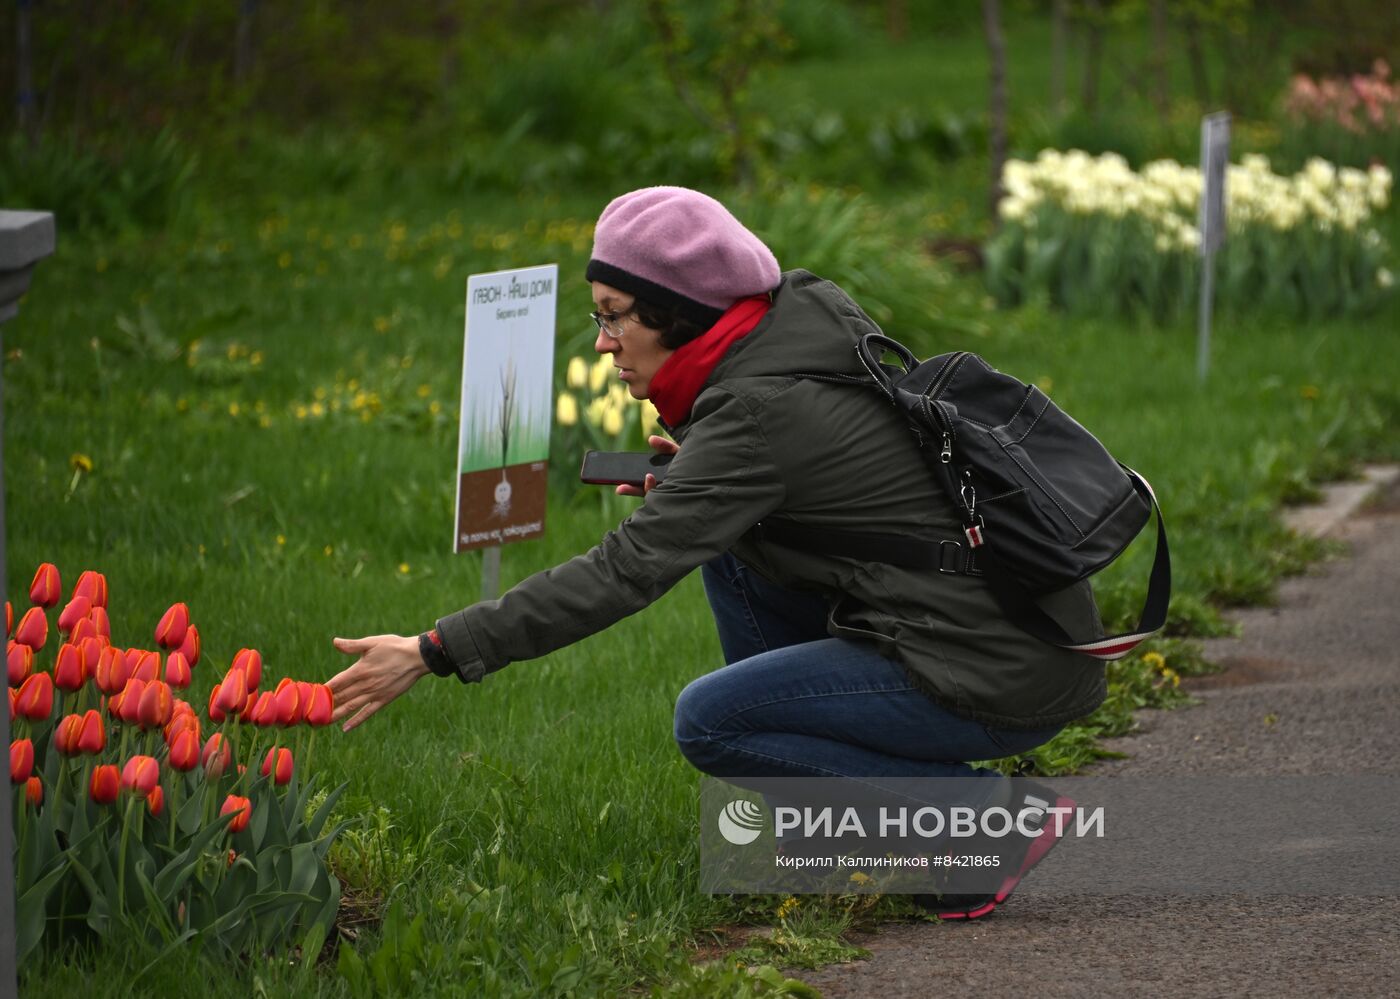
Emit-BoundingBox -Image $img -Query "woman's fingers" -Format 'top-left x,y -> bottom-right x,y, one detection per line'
647,435 -> 680,455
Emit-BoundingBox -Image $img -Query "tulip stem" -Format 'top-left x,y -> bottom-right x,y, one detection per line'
117,795 -> 135,919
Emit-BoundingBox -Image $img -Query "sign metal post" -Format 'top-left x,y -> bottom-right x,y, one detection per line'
1198,112 -> 1230,384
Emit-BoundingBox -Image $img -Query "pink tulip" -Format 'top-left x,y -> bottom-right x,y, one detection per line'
7,641 -> 34,686
121,755 -> 160,795
54,643 -> 85,692
15,672 -> 54,721
164,651 -> 192,689
73,570 -> 108,609
14,607 -> 48,651
28,563 -> 61,608
231,648 -> 263,692
56,596 -> 90,635
177,624 -> 201,668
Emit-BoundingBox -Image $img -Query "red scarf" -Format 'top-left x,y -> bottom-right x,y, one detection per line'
648,296 -> 771,427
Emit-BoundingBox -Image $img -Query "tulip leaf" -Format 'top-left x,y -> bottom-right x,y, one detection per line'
251,789 -> 273,850
289,841 -> 321,898
313,819 -> 353,861
134,861 -> 179,942
14,859 -> 70,964
176,781 -> 207,835
307,780 -> 349,839
153,812 -> 234,898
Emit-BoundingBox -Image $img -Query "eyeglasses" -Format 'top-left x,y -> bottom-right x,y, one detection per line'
589,308 -> 637,339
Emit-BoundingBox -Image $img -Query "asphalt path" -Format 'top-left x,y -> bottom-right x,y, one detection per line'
791,483 -> 1400,998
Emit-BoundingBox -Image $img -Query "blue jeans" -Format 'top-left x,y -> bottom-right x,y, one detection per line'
674,553 -> 1061,790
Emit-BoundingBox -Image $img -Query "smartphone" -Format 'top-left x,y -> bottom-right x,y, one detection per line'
579,450 -> 673,488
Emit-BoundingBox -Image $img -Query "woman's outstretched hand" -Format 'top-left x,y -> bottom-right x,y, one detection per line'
615,434 -> 680,497
327,634 -> 431,733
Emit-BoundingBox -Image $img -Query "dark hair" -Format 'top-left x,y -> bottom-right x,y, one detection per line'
632,296 -> 710,350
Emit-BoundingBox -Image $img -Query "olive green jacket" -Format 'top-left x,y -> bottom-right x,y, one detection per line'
436,270 -> 1106,729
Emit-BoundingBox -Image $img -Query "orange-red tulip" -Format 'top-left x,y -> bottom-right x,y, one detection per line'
164,713 -> 199,749
220,794 -> 251,833
73,570 -> 108,609
202,733 -> 232,777
121,754 -> 160,795
146,784 -> 165,817
77,709 -> 106,754
164,651 -> 192,689
54,643 -> 85,692
90,764 -> 120,804
123,647 -> 144,674
304,684 -> 333,726
261,746 -> 293,785
6,688 -> 14,722
169,728 -> 200,771
29,563 -> 61,608
138,680 -> 174,729
79,637 -> 104,677
231,648 -> 262,692
15,672 -> 54,721
214,668 -> 247,715
24,775 -> 43,807
207,682 -> 227,723
238,689 -> 258,723
118,677 -> 148,725
154,603 -> 189,649
95,645 -> 128,695
250,692 -> 279,728
7,640 -> 34,686
273,678 -> 302,726
131,650 -> 161,684
89,605 -> 111,640
177,624 -> 201,668
69,617 -> 98,646
55,712 -> 83,755
56,596 -> 90,635
15,607 -> 47,651
10,738 -> 34,783
5,601 -> 11,638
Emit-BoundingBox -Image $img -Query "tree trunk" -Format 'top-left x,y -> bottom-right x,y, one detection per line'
1081,0 -> 1103,117
1150,0 -> 1170,120
234,0 -> 259,86
982,0 -> 1008,227
886,0 -> 909,43
16,0 -> 38,144
1051,0 -> 1067,116
1183,13 -> 1211,107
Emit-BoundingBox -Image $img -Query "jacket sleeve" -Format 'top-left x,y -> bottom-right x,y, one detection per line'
433,387 -> 786,682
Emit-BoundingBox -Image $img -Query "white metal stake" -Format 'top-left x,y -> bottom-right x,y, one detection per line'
480,545 -> 501,602
1198,247 -> 1216,384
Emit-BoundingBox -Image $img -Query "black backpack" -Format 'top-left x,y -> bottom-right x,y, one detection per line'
763,333 -> 1170,661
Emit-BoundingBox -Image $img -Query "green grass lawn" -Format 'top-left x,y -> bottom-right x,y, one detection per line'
7,13 -> 1400,999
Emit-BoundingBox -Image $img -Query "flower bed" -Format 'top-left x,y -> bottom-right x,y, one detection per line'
8,563 -> 346,966
985,150 -> 1393,321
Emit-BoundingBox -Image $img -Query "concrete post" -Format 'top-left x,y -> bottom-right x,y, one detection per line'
0,208 -> 56,996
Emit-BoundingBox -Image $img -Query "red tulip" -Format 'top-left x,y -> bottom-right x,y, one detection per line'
69,617 -> 98,646
77,709 -> 106,754
117,677 -> 148,725
131,650 -> 161,684
231,648 -> 263,692
146,784 -> 165,817
89,604 -> 112,640
177,624 -> 201,668
55,712 -> 83,755
15,671 -> 54,721
254,692 -> 281,728
79,636 -> 104,677
10,738 -> 34,784
207,682 -> 227,723
24,775 -> 43,807
164,651 -> 192,689
169,728 -> 200,771
73,570 -> 108,609
7,641 -> 34,686
56,596 -> 90,635
90,764 -> 120,804
121,755 -> 160,795
202,733 -> 232,777
261,746 -> 293,785
95,646 -> 129,695
238,689 -> 258,723
155,603 -> 189,649
220,794 -> 252,833
123,647 -> 144,673
271,678 -> 301,725
304,684 -> 333,726
138,680 -> 174,729
54,643 -> 85,692
214,668 -> 248,715
29,563 -> 61,608
164,713 -> 199,750
14,607 -> 47,651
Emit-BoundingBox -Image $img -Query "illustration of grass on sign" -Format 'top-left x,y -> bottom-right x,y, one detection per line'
459,358 -> 551,480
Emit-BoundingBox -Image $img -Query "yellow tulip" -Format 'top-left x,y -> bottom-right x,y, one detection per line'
567,357 -> 588,389
556,392 -> 578,426
590,355 -> 611,393
602,405 -> 624,437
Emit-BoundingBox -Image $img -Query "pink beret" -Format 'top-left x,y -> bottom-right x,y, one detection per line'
586,186 -> 781,328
